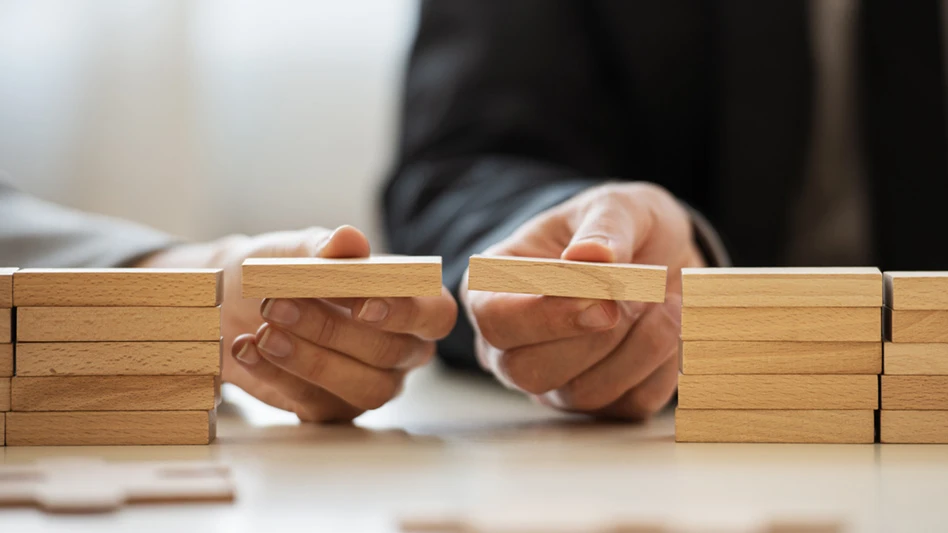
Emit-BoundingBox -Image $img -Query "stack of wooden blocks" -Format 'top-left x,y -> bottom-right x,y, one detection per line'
0,268 -> 14,445
5,268 -> 222,446
675,268 -> 883,443
881,272 -> 948,443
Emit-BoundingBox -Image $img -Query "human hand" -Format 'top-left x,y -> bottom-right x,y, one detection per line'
461,183 -> 705,420
140,226 -> 457,422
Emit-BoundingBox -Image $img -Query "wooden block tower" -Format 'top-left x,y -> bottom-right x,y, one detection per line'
0,268 -> 16,445
6,268 -> 222,446
881,272 -> 948,443
676,267 -> 883,443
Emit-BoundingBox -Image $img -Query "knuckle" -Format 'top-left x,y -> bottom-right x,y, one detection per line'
370,334 -> 402,368
301,350 -> 331,384
498,350 -> 552,395
311,312 -> 339,347
559,381 -> 615,412
358,375 -> 400,410
624,387 -> 669,418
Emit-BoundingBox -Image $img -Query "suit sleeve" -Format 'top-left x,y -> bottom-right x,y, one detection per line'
0,180 -> 177,268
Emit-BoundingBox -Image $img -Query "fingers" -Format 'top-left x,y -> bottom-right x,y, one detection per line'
595,356 -> 680,420
243,225 -> 371,260
253,323 -> 406,411
348,286 -> 458,340
561,188 -> 642,264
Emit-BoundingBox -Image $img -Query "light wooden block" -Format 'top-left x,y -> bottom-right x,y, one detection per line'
885,271 -> 948,310
17,306 -> 220,342
15,341 -> 221,376
0,268 -> 15,308
242,256 -> 442,298
680,341 -> 881,375
884,343 -> 948,375
681,307 -> 881,342
0,377 -> 8,411
6,410 -> 216,445
467,255 -> 667,301
0,308 -> 10,343
13,268 -> 222,307
0,344 -> 10,377
881,410 -> 948,443
682,267 -> 882,307
677,374 -> 878,409
887,308 -> 948,343
882,375 -> 948,409
675,409 -> 875,443
11,376 -> 220,411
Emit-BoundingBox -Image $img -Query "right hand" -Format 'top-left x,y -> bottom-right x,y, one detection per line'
461,183 -> 705,420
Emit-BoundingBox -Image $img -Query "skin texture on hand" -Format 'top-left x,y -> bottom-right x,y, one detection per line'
140,226 -> 458,422
462,183 -> 706,420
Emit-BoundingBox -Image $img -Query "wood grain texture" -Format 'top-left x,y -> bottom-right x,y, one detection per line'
677,374 -> 879,409
16,306 -> 220,342
882,375 -> 948,409
13,268 -> 223,307
467,255 -> 667,301
887,309 -> 948,343
0,344 -> 10,377
884,343 -> 948,375
682,267 -> 882,308
0,377 -> 8,411
680,341 -> 881,375
15,341 -> 221,376
242,256 -> 442,298
11,376 -> 220,411
881,410 -> 948,443
675,409 -> 875,443
0,308 -> 10,343
681,307 -> 882,341
0,268 -> 15,308
5,410 -> 216,445
885,271 -> 948,310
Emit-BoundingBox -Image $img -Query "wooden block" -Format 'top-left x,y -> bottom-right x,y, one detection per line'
0,377 -> 9,411
15,341 -> 221,376
675,409 -> 875,443
0,343 -> 10,377
0,458 -> 231,511
682,267 -> 882,307
885,271 -> 948,310
882,375 -> 948,409
884,343 -> 948,375
681,307 -> 881,342
242,256 -> 442,298
11,375 -> 220,411
880,410 -> 948,443
887,308 -> 948,343
677,374 -> 878,409
0,268 -> 15,308
680,341 -> 881,375
6,412 -> 216,446
0,308 -> 10,343
13,268 -> 222,307
467,255 -> 667,301
17,306 -> 220,342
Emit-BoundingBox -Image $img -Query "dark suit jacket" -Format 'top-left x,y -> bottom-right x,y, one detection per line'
382,1 -> 948,369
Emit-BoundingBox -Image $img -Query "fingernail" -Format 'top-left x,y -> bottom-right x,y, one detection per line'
579,236 -> 612,248
262,299 -> 300,326
577,303 -> 612,329
358,298 -> 389,323
258,327 -> 294,358
235,343 -> 260,365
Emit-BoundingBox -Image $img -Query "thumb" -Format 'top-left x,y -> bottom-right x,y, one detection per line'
250,225 -> 371,259
561,201 -> 639,264
314,225 -> 371,259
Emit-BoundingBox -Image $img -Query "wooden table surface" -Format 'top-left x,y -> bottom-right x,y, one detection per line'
2,365 -> 947,532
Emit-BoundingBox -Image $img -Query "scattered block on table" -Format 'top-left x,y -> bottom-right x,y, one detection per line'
0,377 -> 9,411
467,255 -> 667,301
884,271 -> 948,310
886,309 -> 948,343
680,341 -> 881,375
675,409 -> 875,443
0,267 -> 15,308
0,308 -> 10,343
16,306 -> 221,342
680,307 -> 881,342
682,267 -> 882,308
677,374 -> 878,410
11,375 -> 220,411
881,375 -> 948,410
15,341 -> 222,377
883,343 -> 948,375
880,410 -> 948,443
0,457 -> 231,512
12,268 -> 223,307
6,411 -> 216,446
242,256 -> 443,298
0,343 -> 11,377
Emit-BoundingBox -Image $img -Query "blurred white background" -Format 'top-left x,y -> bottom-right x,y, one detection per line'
0,0 -> 419,249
